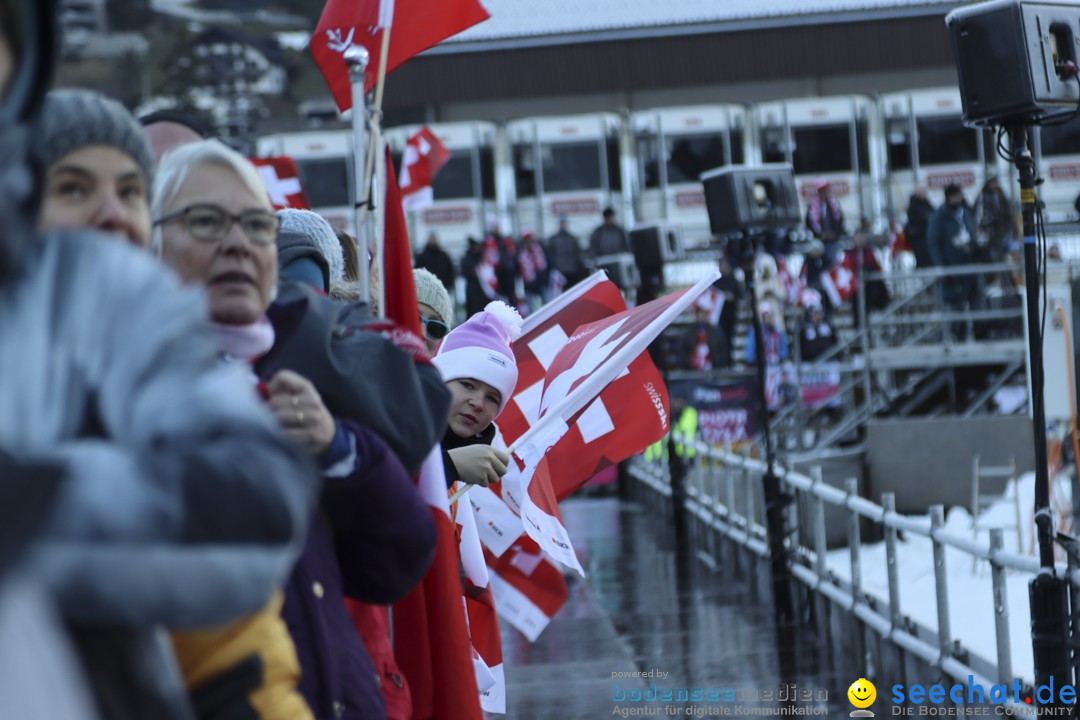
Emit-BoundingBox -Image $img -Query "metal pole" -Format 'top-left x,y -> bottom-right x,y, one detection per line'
1009,123 -> 1052,567
989,529 -> 1013,686
1008,123 -> 1070,707
857,248 -> 872,422
929,505 -> 952,658
883,493 -> 902,630
846,478 -> 862,605
739,234 -> 794,626
346,46 -> 372,306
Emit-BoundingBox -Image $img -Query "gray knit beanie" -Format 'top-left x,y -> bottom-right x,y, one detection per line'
278,208 -> 344,284
414,267 -> 453,327
37,89 -> 155,188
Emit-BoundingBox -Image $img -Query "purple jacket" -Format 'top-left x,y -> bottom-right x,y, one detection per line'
282,420 -> 436,720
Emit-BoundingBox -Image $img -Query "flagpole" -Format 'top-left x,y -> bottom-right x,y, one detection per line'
345,46 -> 371,305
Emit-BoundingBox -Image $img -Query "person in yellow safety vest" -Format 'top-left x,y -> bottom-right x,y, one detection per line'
644,403 -> 698,461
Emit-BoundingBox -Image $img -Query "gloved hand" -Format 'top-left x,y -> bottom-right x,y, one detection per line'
447,445 -> 510,487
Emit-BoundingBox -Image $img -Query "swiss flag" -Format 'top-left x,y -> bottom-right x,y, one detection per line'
485,538 -> 568,642
249,156 -> 310,210
400,127 -> 451,212
492,274 -> 718,573
821,263 -> 856,308
312,0 -> 491,111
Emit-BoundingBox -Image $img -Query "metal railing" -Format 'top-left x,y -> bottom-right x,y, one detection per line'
627,438 -> 1076,701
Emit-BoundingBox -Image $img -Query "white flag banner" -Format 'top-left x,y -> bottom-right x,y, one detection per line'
469,486 -> 523,558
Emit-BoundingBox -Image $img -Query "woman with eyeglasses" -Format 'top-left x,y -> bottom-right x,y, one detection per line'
414,267 -> 453,356
155,139 -> 439,720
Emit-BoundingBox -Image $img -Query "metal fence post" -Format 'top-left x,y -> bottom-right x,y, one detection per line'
812,466 -> 829,646
813,467 -> 828,578
846,478 -> 862,605
930,505 -> 952,657
883,493 -> 902,630
989,529 -> 1013,685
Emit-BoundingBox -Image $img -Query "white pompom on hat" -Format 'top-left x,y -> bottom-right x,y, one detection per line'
432,301 -> 523,416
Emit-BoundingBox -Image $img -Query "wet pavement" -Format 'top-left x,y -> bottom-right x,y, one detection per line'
501,496 -> 853,720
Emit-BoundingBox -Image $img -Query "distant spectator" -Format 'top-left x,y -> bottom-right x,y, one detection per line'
415,231 -> 455,291
755,250 -> 787,313
589,207 -> 631,292
714,255 -> 742,368
904,186 -> 936,267
745,302 -> 788,366
843,231 -> 887,325
589,206 -> 630,259
461,237 -> 492,318
517,229 -> 549,310
805,179 -> 844,261
482,216 -> 517,304
546,216 -> 587,289
929,183 -> 982,337
929,184 -> 977,268
974,176 -> 1017,262
799,240 -> 833,313
799,298 -> 837,363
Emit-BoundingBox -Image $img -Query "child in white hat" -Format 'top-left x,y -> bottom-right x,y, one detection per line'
431,301 -> 522,489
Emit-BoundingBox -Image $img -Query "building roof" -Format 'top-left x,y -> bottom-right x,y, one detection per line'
445,0 -> 957,47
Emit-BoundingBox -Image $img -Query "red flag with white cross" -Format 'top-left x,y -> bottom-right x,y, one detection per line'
249,156 -> 310,210
312,0 -> 491,111
501,272 -> 718,573
400,127 -> 451,211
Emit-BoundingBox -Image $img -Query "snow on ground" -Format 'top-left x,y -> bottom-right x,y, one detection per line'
825,471 -> 1076,683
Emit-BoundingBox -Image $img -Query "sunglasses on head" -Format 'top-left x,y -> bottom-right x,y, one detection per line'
420,316 -> 450,340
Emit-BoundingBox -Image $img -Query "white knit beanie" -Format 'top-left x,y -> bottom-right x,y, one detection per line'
277,208 -> 344,284
413,267 -> 453,327
432,301 -> 523,415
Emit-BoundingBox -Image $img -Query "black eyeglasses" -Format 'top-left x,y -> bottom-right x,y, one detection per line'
420,316 -> 450,340
154,204 -> 280,246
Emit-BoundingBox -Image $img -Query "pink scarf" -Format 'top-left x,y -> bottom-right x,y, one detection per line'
211,317 -> 276,363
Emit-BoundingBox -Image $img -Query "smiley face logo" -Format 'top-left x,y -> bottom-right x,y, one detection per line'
847,678 -> 876,711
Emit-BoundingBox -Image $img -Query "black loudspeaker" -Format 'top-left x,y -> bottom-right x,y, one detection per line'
700,164 -> 800,236
630,224 -> 683,270
947,0 -> 1080,126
